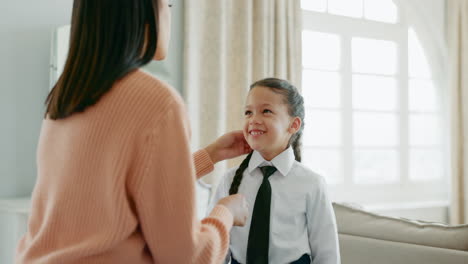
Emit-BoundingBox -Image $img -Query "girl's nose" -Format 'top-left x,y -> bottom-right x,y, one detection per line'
250,114 -> 262,125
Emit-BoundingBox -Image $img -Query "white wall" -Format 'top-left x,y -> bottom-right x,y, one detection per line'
145,0 -> 185,93
0,0 -> 74,198
0,0 -> 185,199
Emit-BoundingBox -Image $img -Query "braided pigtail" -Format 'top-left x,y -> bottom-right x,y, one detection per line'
291,131 -> 303,162
229,152 -> 253,195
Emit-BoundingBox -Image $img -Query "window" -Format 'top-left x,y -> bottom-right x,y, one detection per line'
301,0 -> 447,206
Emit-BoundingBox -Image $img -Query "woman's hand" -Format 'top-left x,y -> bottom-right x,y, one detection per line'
217,194 -> 249,226
205,130 -> 252,163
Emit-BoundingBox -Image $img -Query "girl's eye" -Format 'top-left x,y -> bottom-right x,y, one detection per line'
245,110 -> 252,116
263,109 -> 273,114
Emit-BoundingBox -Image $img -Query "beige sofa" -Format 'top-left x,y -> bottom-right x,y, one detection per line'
333,203 -> 468,264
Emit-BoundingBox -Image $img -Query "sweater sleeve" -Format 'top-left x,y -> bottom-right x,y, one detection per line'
193,149 -> 215,179
132,101 -> 233,264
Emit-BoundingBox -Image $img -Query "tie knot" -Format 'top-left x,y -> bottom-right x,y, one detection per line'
259,166 -> 277,179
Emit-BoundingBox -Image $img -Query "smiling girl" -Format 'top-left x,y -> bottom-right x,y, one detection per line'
211,78 -> 340,264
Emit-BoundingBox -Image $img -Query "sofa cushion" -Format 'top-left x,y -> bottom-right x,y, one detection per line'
333,202 -> 468,251
339,234 -> 468,264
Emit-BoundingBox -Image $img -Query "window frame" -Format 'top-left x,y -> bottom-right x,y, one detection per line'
301,7 -> 449,206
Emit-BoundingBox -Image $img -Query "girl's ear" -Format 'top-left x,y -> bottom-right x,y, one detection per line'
288,117 -> 302,134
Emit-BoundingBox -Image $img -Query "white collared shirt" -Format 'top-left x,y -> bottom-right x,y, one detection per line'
210,147 -> 341,264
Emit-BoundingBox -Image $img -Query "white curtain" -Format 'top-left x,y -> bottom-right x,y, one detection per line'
447,0 -> 468,224
183,0 -> 302,184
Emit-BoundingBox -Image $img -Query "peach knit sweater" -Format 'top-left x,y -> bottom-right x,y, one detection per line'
15,69 -> 233,264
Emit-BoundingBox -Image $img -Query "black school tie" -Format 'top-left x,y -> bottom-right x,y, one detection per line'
246,166 -> 277,264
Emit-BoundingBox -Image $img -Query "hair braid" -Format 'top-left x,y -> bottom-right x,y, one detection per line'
229,152 -> 253,195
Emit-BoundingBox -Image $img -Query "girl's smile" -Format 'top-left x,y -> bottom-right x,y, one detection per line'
248,129 -> 266,137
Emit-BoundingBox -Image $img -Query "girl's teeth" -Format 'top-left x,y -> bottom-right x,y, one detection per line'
251,131 -> 264,135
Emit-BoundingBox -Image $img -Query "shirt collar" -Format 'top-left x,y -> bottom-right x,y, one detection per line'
247,146 -> 295,177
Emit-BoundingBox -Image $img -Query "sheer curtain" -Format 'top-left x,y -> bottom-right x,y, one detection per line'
447,0 -> 468,224
183,0 -> 302,184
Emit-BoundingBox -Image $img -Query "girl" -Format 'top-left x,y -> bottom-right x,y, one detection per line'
211,78 -> 340,264
15,0 -> 250,263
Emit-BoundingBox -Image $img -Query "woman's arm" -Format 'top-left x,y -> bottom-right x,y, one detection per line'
193,149 -> 215,179
132,102 -> 234,264
193,131 -> 251,179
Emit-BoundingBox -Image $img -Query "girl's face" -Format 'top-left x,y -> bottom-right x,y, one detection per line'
243,86 -> 301,161
154,0 -> 172,60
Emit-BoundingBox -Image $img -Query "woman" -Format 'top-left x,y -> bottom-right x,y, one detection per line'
15,0 -> 249,263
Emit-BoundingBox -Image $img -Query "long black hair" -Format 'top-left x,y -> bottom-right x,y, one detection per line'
229,78 -> 305,195
45,0 -> 160,119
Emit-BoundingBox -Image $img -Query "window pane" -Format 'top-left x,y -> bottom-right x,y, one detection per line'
329,0 -> 363,18
409,148 -> 443,181
353,74 -> 397,110
301,0 -> 327,12
303,31 -> 341,70
352,37 -> 397,75
303,110 -> 341,146
354,112 -> 398,146
409,28 -> 432,78
303,148 -> 343,184
354,149 -> 399,184
303,70 -> 341,108
364,0 -> 398,23
409,79 -> 438,112
409,114 -> 441,146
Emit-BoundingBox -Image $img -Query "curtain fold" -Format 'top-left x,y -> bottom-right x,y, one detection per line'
447,0 -> 468,224
183,0 -> 302,184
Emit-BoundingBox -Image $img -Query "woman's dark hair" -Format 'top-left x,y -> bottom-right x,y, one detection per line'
229,78 -> 305,195
45,0 -> 160,119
